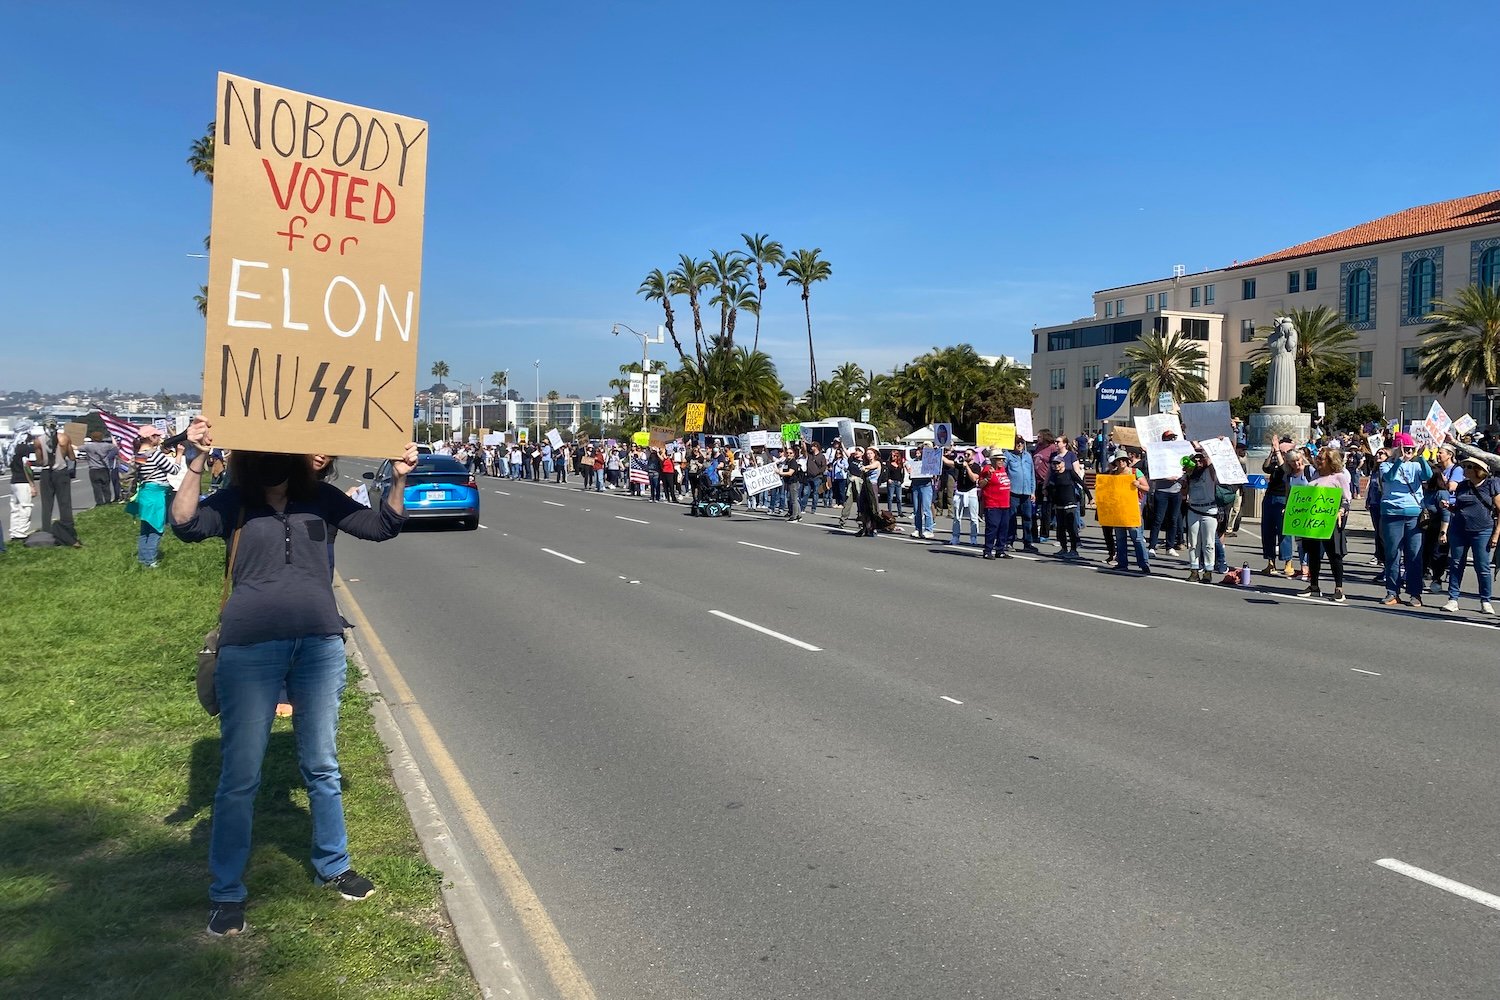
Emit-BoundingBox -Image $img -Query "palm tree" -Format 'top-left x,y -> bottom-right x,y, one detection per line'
1248,305 -> 1357,373
668,255 -> 715,366
1417,285 -> 1500,394
742,233 -> 785,353
546,389 -> 560,402
778,248 -> 832,411
490,370 -> 509,398
664,348 -> 787,432
1123,330 -> 1209,409
194,285 -> 208,318
709,282 -> 760,352
637,268 -> 688,363
431,360 -> 450,387
707,250 -> 750,348
187,123 -> 214,184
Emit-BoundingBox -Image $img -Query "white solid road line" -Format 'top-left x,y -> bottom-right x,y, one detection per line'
543,500 -> 566,507
990,593 -> 1151,629
940,695 -> 964,705
615,515 -> 649,524
494,490 -> 510,495
1374,858 -> 1500,911
1350,667 -> 1382,676
541,548 -> 585,565
708,610 -> 822,651
736,540 -> 801,556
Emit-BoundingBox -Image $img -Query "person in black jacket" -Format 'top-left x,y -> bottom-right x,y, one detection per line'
1047,455 -> 1088,559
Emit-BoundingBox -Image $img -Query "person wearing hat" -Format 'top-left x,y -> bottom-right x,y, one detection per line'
977,447 -> 1013,559
1441,454 -> 1498,613
7,423 -> 38,540
125,426 -> 181,567
1104,450 -> 1150,573
1377,431 -> 1432,607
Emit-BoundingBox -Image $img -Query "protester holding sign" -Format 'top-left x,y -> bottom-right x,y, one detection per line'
1180,446 -> 1221,582
1301,449 -> 1353,602
1377,432 -> 1432,607
1442,456 -> 1498,613
1260,435 -> 1295,575
978,449 -> 1012,559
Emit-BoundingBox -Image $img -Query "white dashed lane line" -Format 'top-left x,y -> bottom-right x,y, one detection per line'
735,540 -> 800,556
990,594 -> 1150,629
1375,858 -> 1500,911
940,696 -> 964,705
541,548 -> 585,565
615,515 -> 649,524
543,500 -> 566,507
707,610 -> 821,651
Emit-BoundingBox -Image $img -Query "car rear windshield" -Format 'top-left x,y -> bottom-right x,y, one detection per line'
407,456 -> 469,482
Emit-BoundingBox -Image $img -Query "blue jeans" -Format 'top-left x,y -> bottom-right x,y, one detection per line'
983,506 -> 1006,555
211,635 -> 349,902
911,480 -> 933,534
1261,494 -> 1292,562
1004,497 -> 1035,549
951,490 -> 979,545
138,522 -> 163,565
1114,527 -> 1149,570
885,481 -> 904,515
1148,490 -> 1181,549
1447,521 -> 1493,601
1380,512 -> 1423,599
594,469 -> 604,491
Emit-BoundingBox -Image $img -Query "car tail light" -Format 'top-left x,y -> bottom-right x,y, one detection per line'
466,476 -> 477,489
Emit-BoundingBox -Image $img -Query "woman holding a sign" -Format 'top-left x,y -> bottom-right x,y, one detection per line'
1442,456 -> 1497,614
1377,433 -> 1432,607
1302,449 -> 1353,602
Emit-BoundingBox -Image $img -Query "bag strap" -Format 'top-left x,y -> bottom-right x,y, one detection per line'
219,506 -> 245,614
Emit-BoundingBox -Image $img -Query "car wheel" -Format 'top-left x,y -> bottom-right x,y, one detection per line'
462,516 -> 479,530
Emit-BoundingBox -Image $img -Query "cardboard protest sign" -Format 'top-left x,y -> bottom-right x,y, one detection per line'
1134,413 -> 1184,445
975,423 -> 1006,449
1199,436 -> 1247,485
1283,484 -> 1342,539
1013,409 -> 1033,442
741,463 -> 781,496
684,403 -> 706,432
547,428 -> 564,449
1110,425 -> 1141,448
781,422 -> 801,442
1452,414 -> 1477,437
836,419 -> 856,448
201,73 -> 428,458
932,423 -> 953,449
1144,439 -> 1195,480
1094,473 -> 1142,528
1179,402 -> 1232,443
650,425 -> 677,447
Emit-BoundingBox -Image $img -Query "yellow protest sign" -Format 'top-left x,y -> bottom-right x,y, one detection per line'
631,431 -> 650,446
684,402 -> 706,432
1095,473 -> 1143,528
201,73 -> 429,458
976,422 -> 1016,450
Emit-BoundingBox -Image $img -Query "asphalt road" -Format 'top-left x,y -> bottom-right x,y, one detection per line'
335,465 -> 1499,999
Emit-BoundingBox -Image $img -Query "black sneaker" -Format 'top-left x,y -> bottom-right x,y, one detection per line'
207,901 -> 246,936
318,868 -> 376,900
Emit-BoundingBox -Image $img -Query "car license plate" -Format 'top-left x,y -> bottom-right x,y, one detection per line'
424,490 -> 444,501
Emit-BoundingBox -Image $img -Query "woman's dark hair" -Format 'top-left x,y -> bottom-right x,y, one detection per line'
229,450 -> 318,505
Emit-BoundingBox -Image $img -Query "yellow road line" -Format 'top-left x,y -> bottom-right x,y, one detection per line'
337,572 -> 599,1000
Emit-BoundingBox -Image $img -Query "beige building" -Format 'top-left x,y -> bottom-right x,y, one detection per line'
1029,190 -> 1500,436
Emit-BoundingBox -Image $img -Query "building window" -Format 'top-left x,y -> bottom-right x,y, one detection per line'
1181,317 -> 1210,340
1407,258 -> 1436,320
1400,396 -> 1417,421
1158,289 -> 1170,310
1480,247 -> 1500,291
1115,298 -> 1125,315
1242,278 -> 1256,300
1241,318 -> 1257,343
1145,293 -> 1155,311
1402,347 -> 1419,375
1190,286 -> 1201,307
1082,401 -> 1096,428
1104,300 -> 1114,317
1345,267 -> 1371,323
1049,406 -> 1066,435
1239,361 -> 1253,384
1204,284 -> 1216,305
1082,364 -> 1100,388
1049,367 -> 1066,390
1153,316 -> 1170,335
1305,267 -> 1318,291
1288,271 -> 1300,294
1358,350 -> 1373,378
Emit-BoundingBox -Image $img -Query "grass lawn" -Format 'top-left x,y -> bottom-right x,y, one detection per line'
0,502 -> 480,999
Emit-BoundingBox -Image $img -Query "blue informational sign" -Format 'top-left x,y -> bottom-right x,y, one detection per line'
1095,376 -> 1132,421
1246,474 -> 1268,490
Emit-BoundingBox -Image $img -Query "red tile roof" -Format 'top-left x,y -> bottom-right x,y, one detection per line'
1233,190 -> 1500,269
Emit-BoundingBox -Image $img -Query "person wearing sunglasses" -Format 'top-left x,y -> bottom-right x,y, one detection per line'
1377,433 -> 1432,607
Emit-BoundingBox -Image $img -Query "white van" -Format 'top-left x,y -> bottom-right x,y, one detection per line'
797,418 -> 881,451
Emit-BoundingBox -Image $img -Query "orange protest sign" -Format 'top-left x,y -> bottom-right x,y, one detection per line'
1094,472 -> 1142,528
201,73 -> 429,458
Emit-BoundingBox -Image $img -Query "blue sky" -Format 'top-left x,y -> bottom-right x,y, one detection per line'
3,0 -> 1495,397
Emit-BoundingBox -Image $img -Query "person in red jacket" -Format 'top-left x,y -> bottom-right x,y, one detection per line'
978,448 -> 1013,559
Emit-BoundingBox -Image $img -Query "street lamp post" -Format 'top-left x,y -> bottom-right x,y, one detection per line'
1487,385 -> 1498,433
534,360 -> 542,444
613,322 -> 664,438
1379,381 -> 1392,420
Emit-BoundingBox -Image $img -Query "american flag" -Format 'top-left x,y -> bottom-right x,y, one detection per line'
98,410 -> 140,464
629,456 -> 650,485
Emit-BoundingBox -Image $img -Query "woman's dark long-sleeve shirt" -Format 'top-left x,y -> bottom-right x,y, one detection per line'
173,482 -> 405,645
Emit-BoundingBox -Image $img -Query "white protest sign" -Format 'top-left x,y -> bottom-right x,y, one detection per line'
1135,412 -> 1184,445
836,419 -> 856,448
350,483 -> 371,508
1452,414 -> 1477,437
1366,434 -> 1384,453
1424,400 -> 1452,443
745,429 -> 770,448
1013,409 -> 1034,442
1200,436 -> 1247,485
1145,439 -> 1196,480
741,462 -> 781,496
547,428 -> 564,449
915,448 -> 942,476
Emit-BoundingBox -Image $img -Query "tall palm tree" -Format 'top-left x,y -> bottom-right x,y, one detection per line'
431,360 -> 451,386
709,282 -> 760,352
668,255 -> 715,367
665,348 -> 787,431
187,123 -> 215,184
1123,330 -> 1209,409
778,248 -> 832,411
490,370 -> 509,397
194,285 -> 208,318
1417,285 -> 1500,394
1248,305 -> 1357,373
637,268 -> 688,363
707,250 -> 750,349
546,389 -> 560,402
742,233 -> 785,353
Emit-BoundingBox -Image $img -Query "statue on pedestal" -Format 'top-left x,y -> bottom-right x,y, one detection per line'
1264,316 -> 1299,408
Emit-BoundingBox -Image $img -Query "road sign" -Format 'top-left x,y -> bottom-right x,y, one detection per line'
860,408 -> 871,422
1095,377 -> 1131,421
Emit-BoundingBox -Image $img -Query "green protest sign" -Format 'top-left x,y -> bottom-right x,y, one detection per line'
781,422 -> 801,442
1283,484 -> 1341,539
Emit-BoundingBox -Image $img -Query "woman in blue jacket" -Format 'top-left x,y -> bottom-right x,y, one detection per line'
1378,432 -> 1432,607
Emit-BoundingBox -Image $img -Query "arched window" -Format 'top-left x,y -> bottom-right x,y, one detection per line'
1345,267 -> 1370,323
1408,258 -> 1435,319
1481,247 -> 1500,292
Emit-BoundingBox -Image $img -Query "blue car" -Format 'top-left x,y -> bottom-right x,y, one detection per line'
367,454 -> 480,530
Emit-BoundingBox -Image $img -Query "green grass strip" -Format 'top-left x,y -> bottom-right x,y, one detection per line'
0,502 -> 479,999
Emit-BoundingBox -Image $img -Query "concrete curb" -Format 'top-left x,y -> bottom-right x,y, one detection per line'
349,638 -> 533,1000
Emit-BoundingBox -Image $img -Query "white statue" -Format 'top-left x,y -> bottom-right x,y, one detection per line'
1264,316 -> 1298,408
